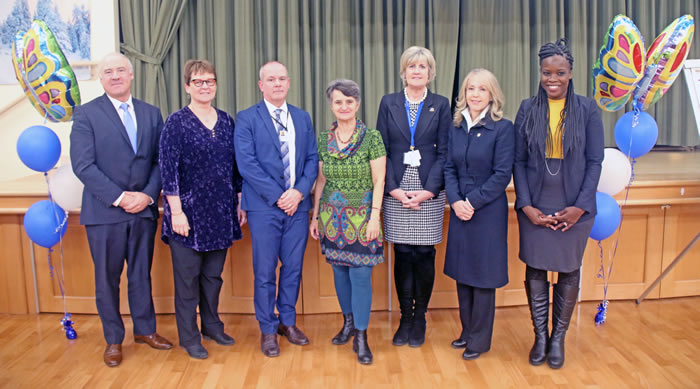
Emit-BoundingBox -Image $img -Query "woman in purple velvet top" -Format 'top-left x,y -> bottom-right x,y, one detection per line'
159,59 -> 246,360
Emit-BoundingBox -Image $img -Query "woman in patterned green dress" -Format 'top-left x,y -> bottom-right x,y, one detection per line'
310,79 -> 386,365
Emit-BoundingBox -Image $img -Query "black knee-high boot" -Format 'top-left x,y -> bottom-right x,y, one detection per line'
524,279 -> 550,365
393,246 -> 414,346
409,245 -> 435,347
547,282 -> 578,369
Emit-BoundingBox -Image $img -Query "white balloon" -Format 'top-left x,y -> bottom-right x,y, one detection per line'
597,148 -> 632,196
48,164 -> 84,212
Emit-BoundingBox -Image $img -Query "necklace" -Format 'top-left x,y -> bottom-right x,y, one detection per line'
189,105 -> 217,137
404,88 -> 428,104
544,123 -> 565,175
544,158 -> 562,176
335,127 -> 354,144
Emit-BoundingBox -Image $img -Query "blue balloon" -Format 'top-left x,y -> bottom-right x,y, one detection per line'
23,200 -> 67,248
614,111 -> 658,158
16,125 -> 61,172
590,192 -> 621,241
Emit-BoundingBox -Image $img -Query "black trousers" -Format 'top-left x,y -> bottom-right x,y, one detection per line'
169,239 -> 228,347
85,217 -> 157,344
456,282 -> 496,353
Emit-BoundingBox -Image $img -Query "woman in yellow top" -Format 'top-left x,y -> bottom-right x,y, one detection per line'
513,38 -> 604,369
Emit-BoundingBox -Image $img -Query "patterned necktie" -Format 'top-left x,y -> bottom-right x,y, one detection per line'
119,103 -> 138,153
275,108 -> 291,189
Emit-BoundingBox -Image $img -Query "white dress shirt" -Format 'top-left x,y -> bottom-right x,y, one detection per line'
106,94 -> 152,207
461,105 -> 490,132
263,98 -> 297,189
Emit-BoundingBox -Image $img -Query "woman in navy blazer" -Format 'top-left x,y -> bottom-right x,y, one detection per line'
444,69 -> 514,360
376,46 -> 451,347
513,39 -> 604,369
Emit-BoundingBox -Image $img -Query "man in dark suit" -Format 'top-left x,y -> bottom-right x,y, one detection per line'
70,52 -> 173,367
235,61 -> 318,357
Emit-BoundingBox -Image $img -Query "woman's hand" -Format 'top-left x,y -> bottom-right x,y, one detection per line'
237,208 -> 247,226
237,193 -> 246,226
366,217 -> 381,241
452,200 -> 474,221
310,218 -> 320,240
552,206 -> 585,232
390,188 -> 410,203
403,190 -> 435,210
171,212 -> 190,237
522,205 -> 557,228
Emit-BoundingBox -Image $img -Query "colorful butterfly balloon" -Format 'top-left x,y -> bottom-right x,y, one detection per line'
11,20 -> 81,122
592,15 -> 646,112
632,15 -> 694,112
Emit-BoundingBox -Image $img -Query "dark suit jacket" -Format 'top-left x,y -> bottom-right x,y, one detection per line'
234,100 -> 318,212
70,94 -> 164,225
376,90 -> 450,196
444,116 -> 514,209
513,94 -> 604,217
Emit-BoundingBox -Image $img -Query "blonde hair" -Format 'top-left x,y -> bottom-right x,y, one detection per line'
453,68 -> 505,126
399,46 -> 436,87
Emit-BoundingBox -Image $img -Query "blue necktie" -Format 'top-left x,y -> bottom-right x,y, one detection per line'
120,103 -> 138,153
275,108 -> 291,189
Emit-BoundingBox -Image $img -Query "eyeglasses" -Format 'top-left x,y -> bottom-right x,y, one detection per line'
190,78 -> 217,87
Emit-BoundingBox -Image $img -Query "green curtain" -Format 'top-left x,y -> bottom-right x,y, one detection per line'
119,0 -> 700,147
119,0 -> 189,119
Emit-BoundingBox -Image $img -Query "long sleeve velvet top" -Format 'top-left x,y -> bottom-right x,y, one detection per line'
159,106 -> 242,251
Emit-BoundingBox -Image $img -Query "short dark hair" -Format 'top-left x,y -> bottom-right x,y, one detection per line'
325,79 -> 361,103
184,59 -> 217,85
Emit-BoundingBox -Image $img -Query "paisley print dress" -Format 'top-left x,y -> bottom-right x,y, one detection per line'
317,120 -> 386,266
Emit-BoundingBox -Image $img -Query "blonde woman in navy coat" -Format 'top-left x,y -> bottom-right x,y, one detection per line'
444,69 -> 514,360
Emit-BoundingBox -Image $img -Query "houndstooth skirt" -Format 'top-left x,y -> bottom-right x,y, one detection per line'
383,166 -> 446,245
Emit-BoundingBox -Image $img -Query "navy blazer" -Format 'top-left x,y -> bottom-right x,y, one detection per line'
70,94 -> 163,225
234,100 -> 319,212
376,90 -> 450,196
444,116 -> 515,209
513,94 -> 604,217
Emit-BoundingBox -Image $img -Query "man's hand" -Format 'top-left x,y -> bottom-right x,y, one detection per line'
277,189 -> 303,216
120,192 -> 152,214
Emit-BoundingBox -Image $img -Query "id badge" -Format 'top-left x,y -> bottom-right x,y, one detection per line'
403,149 -> 421,167
279,131 -> 290,142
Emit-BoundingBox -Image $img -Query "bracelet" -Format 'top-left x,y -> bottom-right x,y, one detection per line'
372,206 -> 380,210
171,210 -> 184,216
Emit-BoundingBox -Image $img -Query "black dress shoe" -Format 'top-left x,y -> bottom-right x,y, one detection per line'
277,324 -> 310,345
202,331 -> 235,346
261,333 -> 280,357
183,343 -> 208,359
462,349 -> 481,360
451,338 -> 468,349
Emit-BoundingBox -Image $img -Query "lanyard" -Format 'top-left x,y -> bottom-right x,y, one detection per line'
271,110 -> 290,135
405,99 -> 424,150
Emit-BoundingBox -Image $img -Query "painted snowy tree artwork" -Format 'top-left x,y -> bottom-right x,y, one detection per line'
0,0 -> 90,84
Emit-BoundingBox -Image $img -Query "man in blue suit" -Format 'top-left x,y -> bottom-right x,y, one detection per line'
235,61 -> 318,357
70,52 -> 173,367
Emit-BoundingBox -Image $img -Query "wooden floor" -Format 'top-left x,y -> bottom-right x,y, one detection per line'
1,298 -> 699,389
